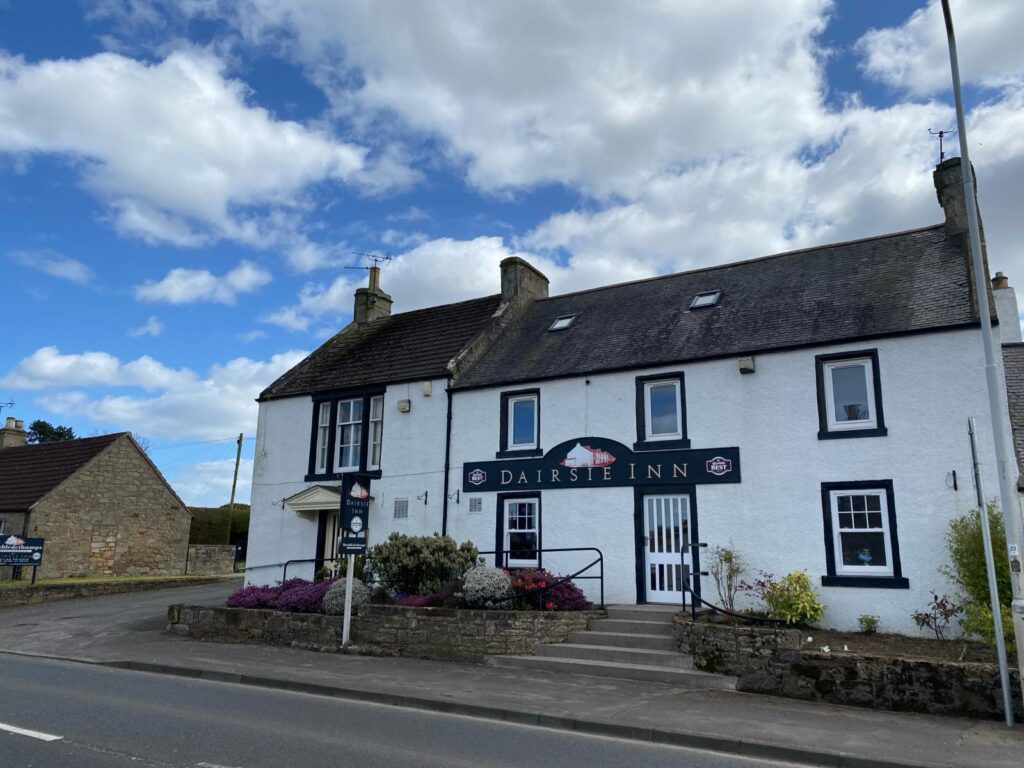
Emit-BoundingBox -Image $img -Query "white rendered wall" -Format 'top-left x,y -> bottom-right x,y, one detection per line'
446,328 -> 1004,634
246,377 -> 451,586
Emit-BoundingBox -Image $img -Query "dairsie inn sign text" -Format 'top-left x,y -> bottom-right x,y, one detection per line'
463,437 -> 740,492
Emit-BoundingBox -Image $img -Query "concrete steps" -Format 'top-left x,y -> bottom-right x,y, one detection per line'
487,603 -> 735,689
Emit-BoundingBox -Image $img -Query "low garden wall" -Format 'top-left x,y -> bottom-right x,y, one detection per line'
0,575 -> 238,608
168,603 -> 604,662
674,616 -> 1023,720
185,545 -> 236,576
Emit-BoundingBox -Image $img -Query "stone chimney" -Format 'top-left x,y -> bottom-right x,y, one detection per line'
934,156 -> 993,319
500,257 -> 549,307
0,417 -> 26,449
353,266 -> 393,324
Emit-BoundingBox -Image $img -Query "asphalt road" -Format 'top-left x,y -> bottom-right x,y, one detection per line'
0,581 -> 238,659
0,654 -> 806,768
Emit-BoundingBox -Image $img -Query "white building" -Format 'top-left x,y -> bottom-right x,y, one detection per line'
247,158 -> 1023,632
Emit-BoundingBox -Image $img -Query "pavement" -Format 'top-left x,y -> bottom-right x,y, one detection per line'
2,581 -> 1023,768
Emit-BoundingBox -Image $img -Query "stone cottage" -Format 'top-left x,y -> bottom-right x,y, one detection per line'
0,421 -> 191,579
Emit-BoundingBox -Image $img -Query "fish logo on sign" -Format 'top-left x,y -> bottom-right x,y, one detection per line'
467,469 -> 487,486
705,456 -> 732,476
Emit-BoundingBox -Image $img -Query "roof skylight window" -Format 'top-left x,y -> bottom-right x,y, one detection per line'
690,291 -> 721,310
549,315 -> 576,331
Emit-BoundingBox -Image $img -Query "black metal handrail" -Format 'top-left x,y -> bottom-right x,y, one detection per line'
477,546 -> 604,609
680,541 -> 785,626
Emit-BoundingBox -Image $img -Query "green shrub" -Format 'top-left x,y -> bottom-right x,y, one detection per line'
858,614 -> 880,634
961,601 -> 1015,646
188,507 -> 231,545
763,571 -> 825,626
942,503 -> 1015,645
709,544 -> 745,612
365,533 -> 478,595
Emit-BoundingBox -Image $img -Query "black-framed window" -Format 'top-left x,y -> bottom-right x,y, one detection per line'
634,372 -> 690,451
497,388 -> 542,458
820,480 -> 908,589
494,492 -> 541,568
815,349 -> 887,439
307,390 -> 385,481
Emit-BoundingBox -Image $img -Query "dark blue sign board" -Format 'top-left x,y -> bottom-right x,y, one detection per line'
463,438 -> 740,493
0,536 -> 44,567
339,474 -> 371,555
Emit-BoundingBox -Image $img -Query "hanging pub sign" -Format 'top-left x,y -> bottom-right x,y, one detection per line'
339,474 -> 372,555
463,437 -> 740,493
0,535 -> 44,567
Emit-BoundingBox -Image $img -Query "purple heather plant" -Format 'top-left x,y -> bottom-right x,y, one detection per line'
275,578 -> 338,614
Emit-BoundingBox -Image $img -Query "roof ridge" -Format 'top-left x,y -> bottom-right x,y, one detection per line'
538,223 -> 947,303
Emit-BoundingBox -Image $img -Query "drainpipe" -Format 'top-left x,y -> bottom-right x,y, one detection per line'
942,0 -> 1024,718
441,376 -> 454,536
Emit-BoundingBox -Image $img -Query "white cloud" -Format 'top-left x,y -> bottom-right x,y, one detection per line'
8,347 -> 307,440
2,346 -> 194,391
199,0 -> 835,198
0,47 -> 397,256
129,316 -> 164,337
857,0 -> 1024,96
263,235 -> 573,332
170,457 -> 254,507
237,329 -> 268,343
134,260 -> 272,304
9,249 -> 95,284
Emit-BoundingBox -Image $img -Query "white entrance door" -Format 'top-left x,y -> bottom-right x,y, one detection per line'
642,494 -> 691,604
322,509 -> 339,563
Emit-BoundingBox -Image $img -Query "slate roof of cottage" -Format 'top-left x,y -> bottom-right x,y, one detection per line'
1001,343 -> 1024,490
260,294 -> 502,400
0,433 -> 122,512
454,224 -> 979,389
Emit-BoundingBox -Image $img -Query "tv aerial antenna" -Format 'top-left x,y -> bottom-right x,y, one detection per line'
0,401 -> 14,416
345,251 -> 394,271
929,128 -> 956,163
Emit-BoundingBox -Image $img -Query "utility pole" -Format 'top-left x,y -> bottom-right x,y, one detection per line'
941,0 -> 1024,716
228,433 -> 243,511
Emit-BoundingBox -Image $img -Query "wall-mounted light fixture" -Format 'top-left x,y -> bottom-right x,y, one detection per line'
416,491 -> 429,506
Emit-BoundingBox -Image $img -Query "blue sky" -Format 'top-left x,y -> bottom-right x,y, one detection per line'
2,1 -> 1023,505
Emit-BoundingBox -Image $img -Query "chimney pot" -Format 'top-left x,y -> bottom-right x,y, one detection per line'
992,272 -> 1009,290
0,415 -> 27,449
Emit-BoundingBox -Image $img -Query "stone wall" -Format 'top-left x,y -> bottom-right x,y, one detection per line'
168,604 -> 604,661
27,437 -> 191,579
0,575 -> 237,608
675,617 -> 1023,720
352,604 -> 601,661
186,545 -> 236,576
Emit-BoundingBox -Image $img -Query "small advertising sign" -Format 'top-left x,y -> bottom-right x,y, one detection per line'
0,535 -> 44,567
339,474 -> 371,555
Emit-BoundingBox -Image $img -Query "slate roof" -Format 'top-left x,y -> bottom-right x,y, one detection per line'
261,295 -> 502,400
455,224 -> 978,389
1001,343 -> 1024,490
0,433 -> 122,513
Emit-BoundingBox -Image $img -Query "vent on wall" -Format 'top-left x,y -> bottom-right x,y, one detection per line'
468,497 -> 482,513
393,498 -> 409,519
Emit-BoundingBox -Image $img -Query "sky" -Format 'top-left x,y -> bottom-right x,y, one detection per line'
2,1 -> 1023,507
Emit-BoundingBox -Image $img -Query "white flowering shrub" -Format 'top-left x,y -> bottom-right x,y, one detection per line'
323,578 -> 372,615
458,565 -> 512,609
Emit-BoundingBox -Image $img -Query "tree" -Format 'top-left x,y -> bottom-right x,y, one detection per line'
26,420 -> 76,444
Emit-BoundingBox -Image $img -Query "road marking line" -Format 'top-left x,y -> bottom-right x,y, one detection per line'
196,762 -> 243,768
0,721 -> 63,742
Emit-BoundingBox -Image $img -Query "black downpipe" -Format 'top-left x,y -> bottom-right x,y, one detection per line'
441,376 -> 454,536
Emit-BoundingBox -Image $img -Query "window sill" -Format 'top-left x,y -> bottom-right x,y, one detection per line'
495,448 -> 544,459
821,575 -> 908,589
633,438 -> 691,452
304,469 -> 383,483
817,427 -> 888,440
